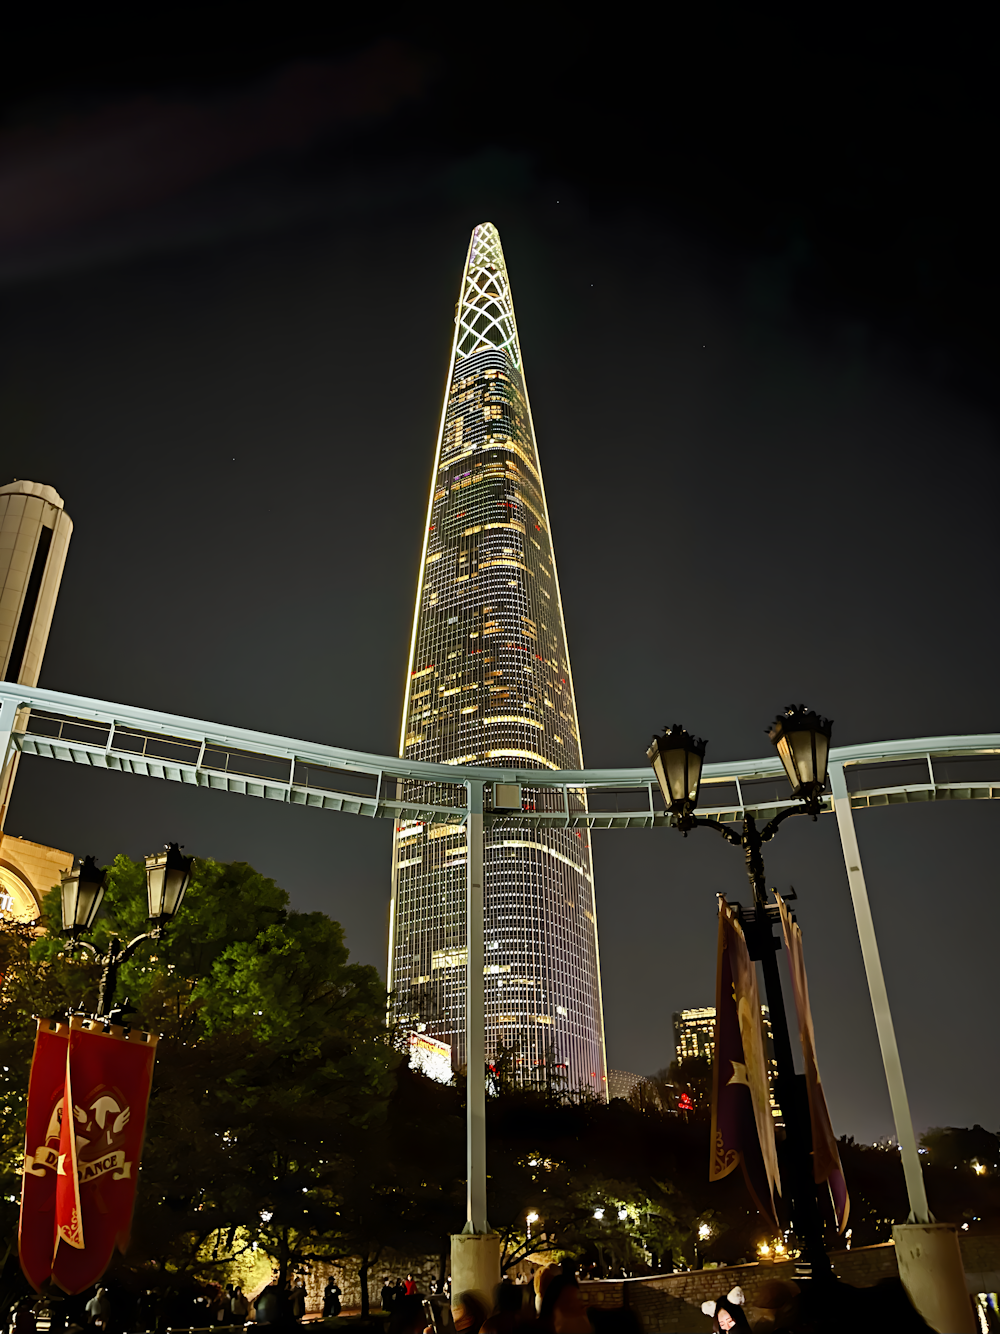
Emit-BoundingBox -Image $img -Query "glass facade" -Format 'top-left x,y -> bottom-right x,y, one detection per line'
388,223 -> 608,1098
674,1005 -> 782,1118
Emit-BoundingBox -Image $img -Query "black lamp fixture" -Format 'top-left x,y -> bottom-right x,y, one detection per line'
646,724 -> 706,831
767,704 -> 833,817
60,855 -> 108,938
145,842 -> 194,924
58,841 -> 195,1018
644,704 -> 835,1281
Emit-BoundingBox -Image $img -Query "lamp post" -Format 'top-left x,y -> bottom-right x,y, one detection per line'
694,1221 -> 711,1270
647,706 -> 833,1281
60,842 -> 195,1017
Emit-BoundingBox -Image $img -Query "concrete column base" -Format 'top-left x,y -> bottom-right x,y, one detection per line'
450,1232 -> 501,1313
892,1222 -> 975,1333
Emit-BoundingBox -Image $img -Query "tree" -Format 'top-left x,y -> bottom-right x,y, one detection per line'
665,1056 -> 712,1113
2,854 -> 398,1315
920,1125 -> 1000,1174
307,1064 -> 463,1315
481,1087 -> 690,1276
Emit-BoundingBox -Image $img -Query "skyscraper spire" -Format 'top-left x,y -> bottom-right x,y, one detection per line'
455,223 -> 521,365
389,224 -> 607,1097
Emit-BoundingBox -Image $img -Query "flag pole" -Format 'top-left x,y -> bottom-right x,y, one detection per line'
738,814 -> 832,1281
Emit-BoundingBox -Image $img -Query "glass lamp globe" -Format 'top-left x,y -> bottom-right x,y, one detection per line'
767,705 -> 833,810
145,842 -> 195,924
60,856 -> 107,937
647,724 -> 707,826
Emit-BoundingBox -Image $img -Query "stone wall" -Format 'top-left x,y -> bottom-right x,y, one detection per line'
252,1234 -> 1000,1325
580,1246 -> 897,1333
960,1233 -> 1000,1294
578,1235 -> 1000,1333
297,1252 -> 443,1314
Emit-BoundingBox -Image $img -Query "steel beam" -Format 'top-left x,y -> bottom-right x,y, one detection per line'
2,687 -> 997,835
830,761 -> 931,1223
2,682 -> 998,1256
463,780 -> 488,1234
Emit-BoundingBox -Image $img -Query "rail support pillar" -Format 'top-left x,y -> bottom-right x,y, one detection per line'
893,1223 -> 975,1333
450,1232 -> 501,1314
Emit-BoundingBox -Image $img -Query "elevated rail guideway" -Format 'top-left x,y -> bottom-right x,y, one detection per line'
2,683 -> 999,1234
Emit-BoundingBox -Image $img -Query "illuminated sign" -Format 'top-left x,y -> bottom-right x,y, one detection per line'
409,1032 -> 453,1085
0,868 -> 38,922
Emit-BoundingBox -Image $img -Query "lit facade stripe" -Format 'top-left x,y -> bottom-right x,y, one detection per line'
388,223 -> 608,1096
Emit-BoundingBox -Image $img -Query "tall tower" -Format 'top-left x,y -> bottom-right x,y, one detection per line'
0,480 -> 74,830
389,223 -> 607,1097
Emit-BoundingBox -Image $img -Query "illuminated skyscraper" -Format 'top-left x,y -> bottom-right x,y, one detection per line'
674,1005 -> 782,1118
388,223 -> 607,1097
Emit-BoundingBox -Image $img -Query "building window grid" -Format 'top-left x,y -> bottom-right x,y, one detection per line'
390,227 -> 605,1096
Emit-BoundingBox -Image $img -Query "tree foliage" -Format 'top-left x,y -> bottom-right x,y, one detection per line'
2,854 -> 398,1311
480,1088 -> 690,1275
6,852 -> 1000,1314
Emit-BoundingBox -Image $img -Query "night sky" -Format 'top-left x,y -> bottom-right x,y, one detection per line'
1,15 -> 996,1144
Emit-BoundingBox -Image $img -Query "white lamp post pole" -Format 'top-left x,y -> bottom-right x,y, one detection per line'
829,761 -> 974,1333
450,779 -> 499,1303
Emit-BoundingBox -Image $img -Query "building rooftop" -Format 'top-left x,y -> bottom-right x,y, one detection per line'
0,479 -> 65,508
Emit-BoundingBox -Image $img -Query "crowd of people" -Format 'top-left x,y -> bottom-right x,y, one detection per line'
4,1262 -> 947,1334
3,1274 -> 317,1334
379,1276 -> 448,1314
383,1264 -> 639,1334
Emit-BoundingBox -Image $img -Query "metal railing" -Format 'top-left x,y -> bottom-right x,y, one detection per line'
2,689 -> 998,832
3,682 -> 999,1236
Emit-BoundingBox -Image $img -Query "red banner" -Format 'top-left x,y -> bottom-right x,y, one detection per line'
19,1020 -> 71,1292
20,1016 -> 158,1294
709,897 -> 782,1224
775,894 -> 850,1232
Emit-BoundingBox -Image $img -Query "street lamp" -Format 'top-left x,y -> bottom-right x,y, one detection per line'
645,725 -> 706,831
526,1211 -> 538,1241
647,706 -> 833,1280
768,705 -> 833,817
60,856 -> 107,938
694,1221 -> 712,1270
145,841 -> 194,923
592,1208 -> 608,1278
60,842 -> 195,1017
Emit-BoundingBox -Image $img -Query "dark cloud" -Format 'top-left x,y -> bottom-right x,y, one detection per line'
0,43 -> 429,249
